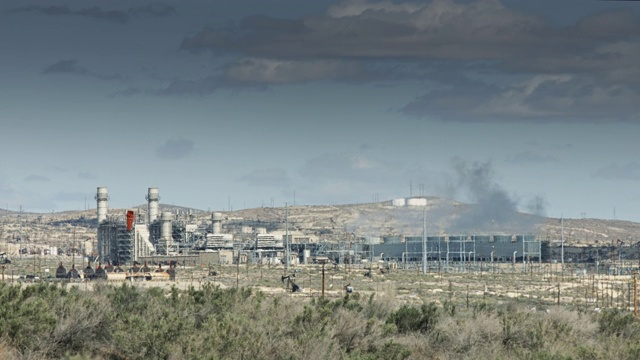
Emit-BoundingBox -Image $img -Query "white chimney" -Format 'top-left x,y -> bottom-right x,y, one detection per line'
212,212 -> 223,234
146,187 -> 160,224
95,187 -> 109,223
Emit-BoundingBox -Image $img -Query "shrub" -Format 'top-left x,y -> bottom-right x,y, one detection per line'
386,302 -> 438,334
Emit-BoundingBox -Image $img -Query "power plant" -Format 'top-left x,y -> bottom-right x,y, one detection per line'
94,186 -> 543,271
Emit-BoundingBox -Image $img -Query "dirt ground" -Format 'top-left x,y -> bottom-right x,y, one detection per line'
3,255 -> 639,314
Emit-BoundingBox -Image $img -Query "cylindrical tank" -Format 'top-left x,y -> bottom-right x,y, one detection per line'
212,212 -> 223,234
146,187 -> 160,224
392,198 -> 406,206
406,198 -> 427,206
95,187 -> 109,223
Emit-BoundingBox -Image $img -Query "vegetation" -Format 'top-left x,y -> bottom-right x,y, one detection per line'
1,282 -> 640,359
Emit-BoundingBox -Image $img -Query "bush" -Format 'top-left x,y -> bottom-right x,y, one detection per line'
386,302 -> 438,334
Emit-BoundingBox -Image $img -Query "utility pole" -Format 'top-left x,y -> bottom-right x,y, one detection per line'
285,203 -> 290,274
18,205 -> 22,260
561,215 -> 564,268
422,207 -> 427,274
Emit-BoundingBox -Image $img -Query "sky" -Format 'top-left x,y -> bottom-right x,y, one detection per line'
1,0 -> 639,221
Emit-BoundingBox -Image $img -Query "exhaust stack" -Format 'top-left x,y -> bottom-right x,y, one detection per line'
160,211 -> 173,254
146,187 -> 160,224
95,187 -> 109,223
212,212 -> 223,234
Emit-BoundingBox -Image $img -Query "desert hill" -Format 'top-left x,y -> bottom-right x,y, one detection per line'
1,197 -> 639,249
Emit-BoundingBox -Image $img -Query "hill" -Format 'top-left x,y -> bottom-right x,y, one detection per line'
1,197 -> 639,248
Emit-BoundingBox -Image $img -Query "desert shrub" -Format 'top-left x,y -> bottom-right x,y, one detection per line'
598,308 -> 640,338
0,283 -> 59,353
386,302 -> 438,334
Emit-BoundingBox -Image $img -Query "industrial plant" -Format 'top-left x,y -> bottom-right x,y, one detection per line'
94,187 -> 543,272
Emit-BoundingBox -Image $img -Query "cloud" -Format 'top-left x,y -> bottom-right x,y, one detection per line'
52,192 -> 87,202
8,3 -> 176,23
128,3 -> 176,18
46,166 -> 68,173
0,176 -> 55,211
225,58 -> 369,84
24,175 -> 50,182
300,152 -> 383,181
178,0 -> 640,121
43,60 -> 123,80
592,162 -> 640,181
155,138 -> 195,160
237,168 -> 291,187
506,151 -> 559,165
181,1 -> 639,66
77,171 -> 98,180
403,74 -> 640,121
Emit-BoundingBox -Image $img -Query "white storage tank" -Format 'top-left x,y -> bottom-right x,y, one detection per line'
392,198 -> 406,206
406,198 -> 427,206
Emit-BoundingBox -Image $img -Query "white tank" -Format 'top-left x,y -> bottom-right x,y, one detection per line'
146,187 -> 160,224
95,187 -> 109,223
392,198 -> 406,206
406,198 -> 427,206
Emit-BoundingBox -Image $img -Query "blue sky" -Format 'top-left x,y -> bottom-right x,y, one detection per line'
1,0 -> 639,221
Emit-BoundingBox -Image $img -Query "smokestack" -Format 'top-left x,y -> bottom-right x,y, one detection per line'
160,211 -> 173,254
95,187 -> 109,223
212,212 -> 223,234
146,187 -> 160,224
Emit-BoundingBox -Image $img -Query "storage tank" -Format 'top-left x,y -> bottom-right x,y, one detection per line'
406,198 -> 427,206
392,198 -> 406,206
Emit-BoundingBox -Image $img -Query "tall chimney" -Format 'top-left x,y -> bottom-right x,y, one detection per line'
160,211 -> 173,254
212,212 -> 223,234
146,187 -> 160,224
95,187 -> 109,223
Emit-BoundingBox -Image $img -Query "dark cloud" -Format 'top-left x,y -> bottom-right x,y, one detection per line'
181,1 -> 639,67
237,168 -> 291,187
8,5 -> 129,23
24,175 -> 50,182
403,74 -> 640,122
155,138 -> 195,160
506,151 -> 559,165
128,3 -> 176,17
224,58 -> 369,84
8,3 -> 175,23
178,0 -> 640,120
43,60 -> 123,80
592,162 -> 640,181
